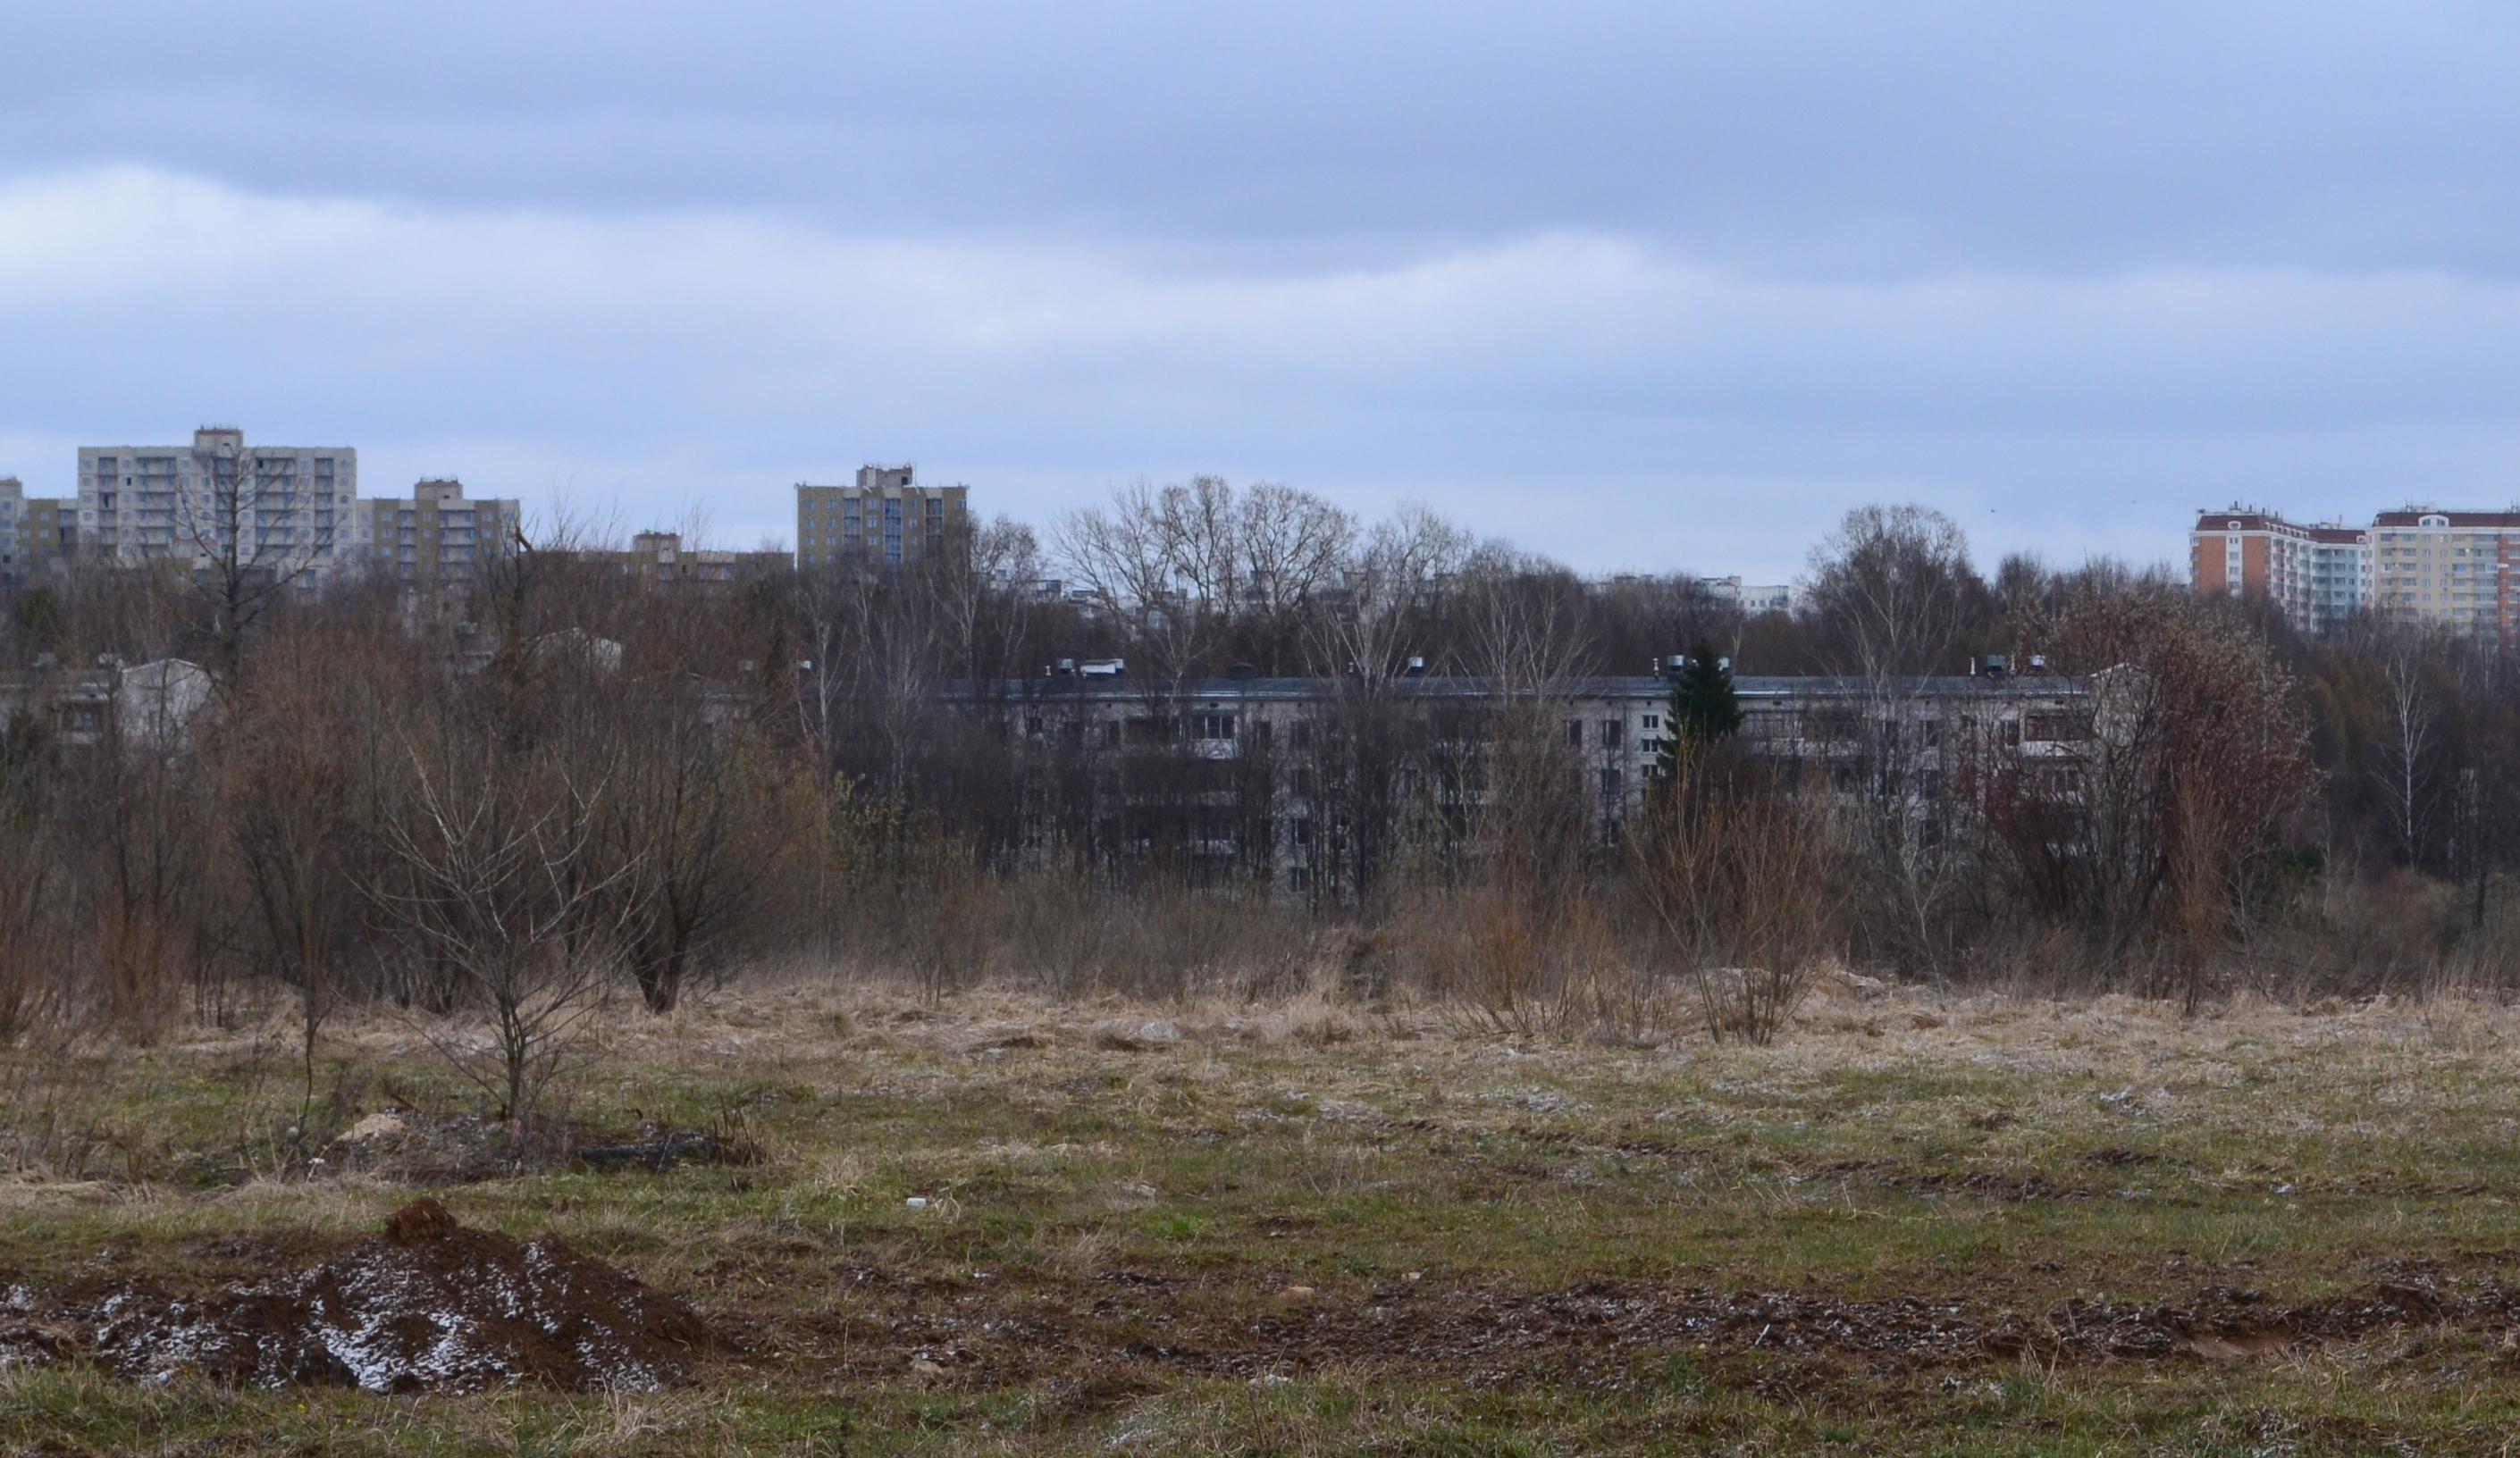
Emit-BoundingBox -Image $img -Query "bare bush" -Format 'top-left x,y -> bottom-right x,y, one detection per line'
1630,752 -> 1845,1043
365,740 -> 643,1127
1988,586 -> 2318,1001
0,715 -> 63,1041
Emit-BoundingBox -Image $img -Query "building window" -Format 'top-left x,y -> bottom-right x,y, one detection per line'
1600,720 -> 1622,748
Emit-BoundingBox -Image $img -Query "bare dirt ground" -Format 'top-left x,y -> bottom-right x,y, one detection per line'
2,1197 -> 711,1393
693,1254 -> 2520,1401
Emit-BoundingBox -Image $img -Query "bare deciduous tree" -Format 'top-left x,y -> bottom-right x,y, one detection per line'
175,443 -> 341,673
1991,585 -> 2317,991
220,624 -> 376,1151
1803,505 -> 1979,682
1234,482 -> 1356,632
1308,502 -> 1467,678
367,742 -> 643,1127
613,705 -> 779,1014
1054,481 -> 1217,690
1804,505 -> 1987,976
2373,636 -> 2440,866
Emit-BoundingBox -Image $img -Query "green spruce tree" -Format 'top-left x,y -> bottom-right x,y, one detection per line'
1661,640 -> 1743,776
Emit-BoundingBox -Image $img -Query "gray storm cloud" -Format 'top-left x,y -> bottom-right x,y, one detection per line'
4,2 -> 2518,579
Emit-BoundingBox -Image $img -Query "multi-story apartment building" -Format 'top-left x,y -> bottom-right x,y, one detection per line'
1700,576 -> 1797,615
78,428 -> 357,584
2189,503 -> 2520,641
613,532 -> 787,591
351,478 -> 519,591
1,477 -> 81,586
794,465 -> 970,571
2365,510 -> 2520,639
2188,507 -> 2368,635
0,479 -> 26,587
937,665 -> 2092,894
23,496 -> 74,574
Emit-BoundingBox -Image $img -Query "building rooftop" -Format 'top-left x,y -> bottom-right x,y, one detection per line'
2372,509 -> 2520,528
943,673 -> 2088,704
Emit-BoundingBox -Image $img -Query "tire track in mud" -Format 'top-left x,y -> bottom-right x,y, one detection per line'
722,1264 -> 2514,1389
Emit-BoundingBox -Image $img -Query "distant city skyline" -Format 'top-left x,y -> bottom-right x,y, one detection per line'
9,4 -> 2520,584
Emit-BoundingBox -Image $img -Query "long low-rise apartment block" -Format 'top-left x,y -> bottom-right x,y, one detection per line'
936,663 -> 2094,895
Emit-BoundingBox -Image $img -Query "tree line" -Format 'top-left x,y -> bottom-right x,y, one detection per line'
0,481 -> 2509,1089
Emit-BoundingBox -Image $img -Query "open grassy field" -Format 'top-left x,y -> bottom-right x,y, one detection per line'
4,976 -> 2520,1454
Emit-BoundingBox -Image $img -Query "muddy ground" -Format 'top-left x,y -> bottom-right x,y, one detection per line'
710,1261 -> 2520,1392
12,1212 -> 2513,1399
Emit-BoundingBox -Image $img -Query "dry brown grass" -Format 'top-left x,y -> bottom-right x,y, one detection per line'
128,962 -> 2515,1099
13,965 -> 2520,1453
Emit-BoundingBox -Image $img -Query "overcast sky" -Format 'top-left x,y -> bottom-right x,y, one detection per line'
5,2 -> 2516,582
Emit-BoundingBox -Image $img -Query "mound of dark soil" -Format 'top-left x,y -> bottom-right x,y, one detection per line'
43,1200 -> 710,1393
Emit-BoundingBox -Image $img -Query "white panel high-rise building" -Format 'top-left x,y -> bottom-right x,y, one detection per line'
77,427 -> 357,584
